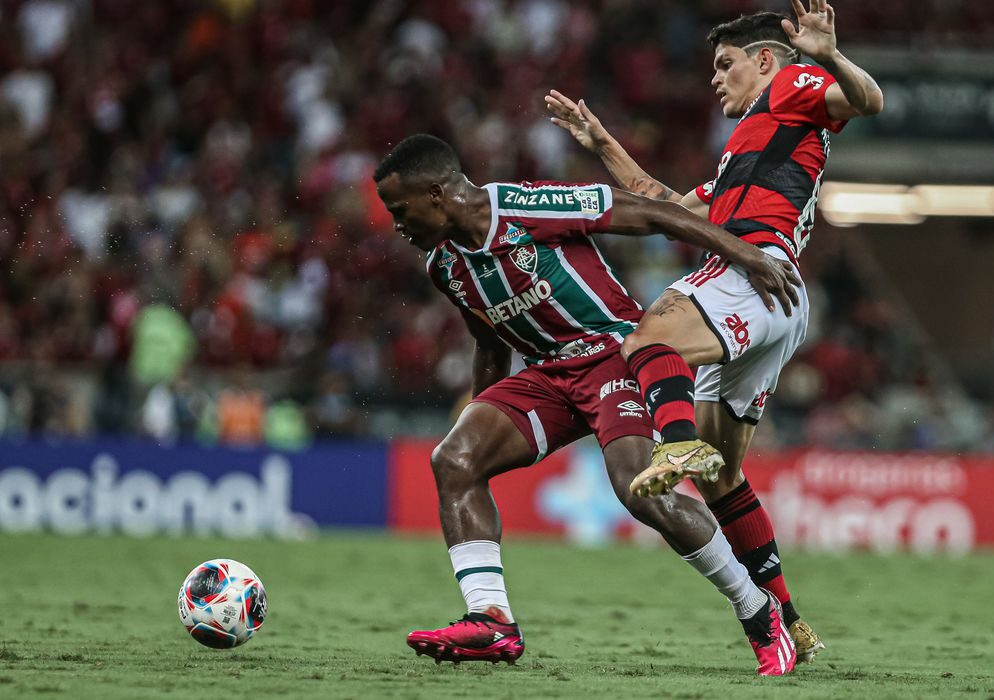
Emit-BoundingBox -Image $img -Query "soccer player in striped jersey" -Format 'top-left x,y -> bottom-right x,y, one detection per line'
374,134 -> 801,675
546,1 -> 883,663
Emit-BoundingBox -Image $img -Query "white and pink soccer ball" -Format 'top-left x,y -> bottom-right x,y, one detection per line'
178,559 -> 268,648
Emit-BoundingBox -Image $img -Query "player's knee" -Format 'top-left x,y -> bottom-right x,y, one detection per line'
430,441 -> 480,490
610,470 -> 666,519
620,330 -> 650,361
695,463 -> 745,501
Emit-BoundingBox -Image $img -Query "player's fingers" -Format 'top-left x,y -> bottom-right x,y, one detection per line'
826,4 -> 835,23
776,284 -> 794,317
781,18 -> 798,39
779,283 -> 801,316
790,0 -> 806,18
787,284 -> 800,309
550,89 -> 580,113
545,101 -> 571,120
757,284 -> 775,312
781,260 -> 802,287
578,98 -> 598,122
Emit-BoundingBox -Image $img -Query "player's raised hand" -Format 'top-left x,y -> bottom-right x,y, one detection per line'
545,90 -> 612,154
744,255 -> 802,316
781,0 -> 837,63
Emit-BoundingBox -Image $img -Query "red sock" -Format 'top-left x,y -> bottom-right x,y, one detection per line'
626,343 -> 696,442
708,479 -> 792,610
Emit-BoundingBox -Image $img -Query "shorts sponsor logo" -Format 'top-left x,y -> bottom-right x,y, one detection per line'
617,400 -> 645,417
599,379 -> 639,400
448,280 -> 463,292
485,280 -> 552,323
722,313 -> 751,351
752,389 -> 771,408
510,243 -> 538,274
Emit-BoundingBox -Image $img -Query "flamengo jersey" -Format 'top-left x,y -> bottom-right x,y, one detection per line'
426,181 -> 642,365
696,63 -> 848,262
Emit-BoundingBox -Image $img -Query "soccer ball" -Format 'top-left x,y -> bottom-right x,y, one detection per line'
177,559 -> 268,648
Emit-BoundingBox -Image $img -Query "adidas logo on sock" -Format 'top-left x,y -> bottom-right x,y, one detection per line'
492,632 -> 504,642
757,553 -> 780,574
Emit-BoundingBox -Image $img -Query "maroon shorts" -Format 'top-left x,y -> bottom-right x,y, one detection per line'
473,351 -> 654,462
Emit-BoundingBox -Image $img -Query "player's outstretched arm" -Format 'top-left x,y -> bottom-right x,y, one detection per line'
545,90 -> 709,217
459,308 -> 512,397
781,0 -> 884,119
607,188 -> 801,314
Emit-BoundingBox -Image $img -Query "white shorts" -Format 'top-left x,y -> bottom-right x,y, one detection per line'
668,246 -> 808,424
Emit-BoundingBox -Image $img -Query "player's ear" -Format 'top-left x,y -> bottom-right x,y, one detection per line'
758,47 -> 777,74
428,182 -> 444,205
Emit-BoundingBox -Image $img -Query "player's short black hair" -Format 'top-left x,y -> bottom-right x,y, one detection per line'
707,11 -> 798,65
372,134 -> 462,184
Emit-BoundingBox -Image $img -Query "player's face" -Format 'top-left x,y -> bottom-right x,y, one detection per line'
711,44 -> 763,118
376,173 -> 449,251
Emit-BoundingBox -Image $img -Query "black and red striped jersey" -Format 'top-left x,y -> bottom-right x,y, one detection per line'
695,63 -> 847,263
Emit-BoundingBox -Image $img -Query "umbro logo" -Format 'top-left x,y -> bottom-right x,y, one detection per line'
449,280 -> 463,292
617,400 -> 644,417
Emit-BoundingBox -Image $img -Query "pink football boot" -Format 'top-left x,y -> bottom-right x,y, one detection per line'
407,612 -> 524,665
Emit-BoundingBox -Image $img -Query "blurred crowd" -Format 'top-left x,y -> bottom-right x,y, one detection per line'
0,0 -> 991,452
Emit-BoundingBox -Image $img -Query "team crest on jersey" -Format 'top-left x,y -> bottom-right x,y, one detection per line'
498,223 -> 529,247
510,243 -> 538,274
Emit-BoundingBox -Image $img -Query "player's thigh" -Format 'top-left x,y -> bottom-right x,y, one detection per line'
693,400 -> 755,500
437,368 -> 588,482
568,351 -> 654,453
433,401 -> 536,483
622,289 -> 725,367
601,434 -> 654,498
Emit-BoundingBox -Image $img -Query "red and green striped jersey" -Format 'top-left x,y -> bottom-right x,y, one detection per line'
426,181 -> 642,365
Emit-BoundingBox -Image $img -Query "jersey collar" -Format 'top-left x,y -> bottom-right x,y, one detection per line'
449,183 -> 499,254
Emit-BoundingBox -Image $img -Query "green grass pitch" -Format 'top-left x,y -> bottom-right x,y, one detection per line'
1,532 -> 992,699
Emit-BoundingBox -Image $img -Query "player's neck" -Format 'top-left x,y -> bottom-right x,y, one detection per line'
747,72 -> 776,105
447,181 -> 492,250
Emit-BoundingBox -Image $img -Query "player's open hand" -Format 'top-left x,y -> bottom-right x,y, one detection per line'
545,90 -> 612,154
782,0 -> 837,63
744,254 -> 802,316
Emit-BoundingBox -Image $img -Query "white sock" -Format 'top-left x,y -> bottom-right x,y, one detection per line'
449,540 -> 514,623
682,529 -> 768,620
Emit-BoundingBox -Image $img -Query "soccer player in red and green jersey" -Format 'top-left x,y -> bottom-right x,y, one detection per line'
546,1 -> 883,661
374,133 -> 802,675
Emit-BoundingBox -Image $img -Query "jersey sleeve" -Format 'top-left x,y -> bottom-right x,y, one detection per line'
694,179 -> 716,205
490,181 -> 613,243
769,64 -> 847,133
